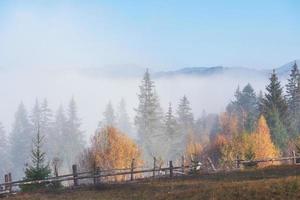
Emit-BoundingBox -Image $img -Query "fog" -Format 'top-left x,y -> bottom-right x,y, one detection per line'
0,67 -> 270,141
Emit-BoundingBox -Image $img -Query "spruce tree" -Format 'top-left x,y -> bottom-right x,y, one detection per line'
63,97 -> 85,169
263,70 -> 288,121
286,62 -> 300,137
263,70 -> 288,149
22,125 -> 51,191
100,101 -> 116,128
52,105 -> 67,166
177,95 -> 194,131
40,99 -> 54,162
135,69 -> 164,163
116,99 -> 132,136
0,122 -> 9,181
10,102 -> 32,180
227,84 -> 258,132
164,103 -> 179,160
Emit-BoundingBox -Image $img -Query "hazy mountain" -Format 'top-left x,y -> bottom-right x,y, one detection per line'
154,60 -> 300,79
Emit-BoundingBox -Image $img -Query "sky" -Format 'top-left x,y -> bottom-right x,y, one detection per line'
0,0 -> 299,71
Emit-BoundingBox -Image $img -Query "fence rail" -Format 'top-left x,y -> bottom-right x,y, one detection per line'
1,153 -> 299,196
0,158 -> 201,195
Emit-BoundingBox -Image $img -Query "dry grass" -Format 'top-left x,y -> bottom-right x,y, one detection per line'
7,165 -> 300,200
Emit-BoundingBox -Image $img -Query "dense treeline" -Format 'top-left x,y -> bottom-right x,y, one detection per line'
1,62 -> 300,184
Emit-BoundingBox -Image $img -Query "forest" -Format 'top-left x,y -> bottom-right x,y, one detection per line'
0,62 -> 300,185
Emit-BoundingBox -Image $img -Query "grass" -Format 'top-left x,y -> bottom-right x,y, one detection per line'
7,165 -> 300,200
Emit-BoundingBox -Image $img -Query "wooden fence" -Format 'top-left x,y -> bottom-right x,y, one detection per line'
0,158 -> 201,195
235,151 -> 300,168
1,153 -> 299,196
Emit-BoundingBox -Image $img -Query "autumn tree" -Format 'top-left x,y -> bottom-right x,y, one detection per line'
81,127 -> 142,180
185,133 -> 203,163
249,115 -> 279,167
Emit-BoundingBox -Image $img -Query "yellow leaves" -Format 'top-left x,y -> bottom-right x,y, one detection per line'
90,126 -> 143,170
185,133 -> 203,160
248,116 -> 279,167
216,114 -> 279,168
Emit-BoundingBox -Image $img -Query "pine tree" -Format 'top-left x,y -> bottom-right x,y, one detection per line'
135,69 -> 164,163
116,99 -> 132,136
30,99 -> 42,132
263,70 -> 288,149
263,70 -> 288,121
22,125 -> 51,191
52,105 -> 67,167
10,102 -> 32,180
227,84 -> 258,132
286,62 -> 300,137
100,101 -> 116,128
164,103 -> 179,160
177,95 -> 194,131
40,99 -> 54,162
267,109 -> 288,150
0,122 -> 9,180
63,97 -> 85,169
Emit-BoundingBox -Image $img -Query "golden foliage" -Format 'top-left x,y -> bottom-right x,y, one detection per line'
219,112 -> 239,139
90,126 -> 143,170
248,115 -> 279,167
185,133 -> 203,162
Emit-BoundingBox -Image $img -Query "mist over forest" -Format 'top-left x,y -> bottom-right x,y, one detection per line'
0,63 -> 279,139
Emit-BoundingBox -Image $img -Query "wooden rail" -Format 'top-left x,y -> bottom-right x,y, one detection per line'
0,158 -> 197,194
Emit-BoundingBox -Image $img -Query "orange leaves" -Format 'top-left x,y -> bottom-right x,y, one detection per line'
248,116 -> 279,167
185,133 -> 203,161
90,126 -> 143,170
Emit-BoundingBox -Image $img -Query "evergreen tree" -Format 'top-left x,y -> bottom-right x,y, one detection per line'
263,70 -> 288,149
176,96 -> 194,158
22,125 -> 51,191
116,99 -> 132,136
63,97 -> 85,169
177,95 -> 194,131
0,122 -> 9,180
40,99 -> 54,162
267,109 -> 288,150
285,62 -> 300,137
135,69 -> 164,163
100,101 -> 116,128
263,70 -> 288,121
227,84 -> 258,132
10,102 -> 32,180
164,103 -> 180,160
52,105 -> 67,168
30,99 -> 42,132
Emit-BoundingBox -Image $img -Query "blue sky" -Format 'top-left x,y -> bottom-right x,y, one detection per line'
0,0 -> 299,70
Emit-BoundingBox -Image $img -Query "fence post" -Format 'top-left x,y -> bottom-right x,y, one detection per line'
130,158 -> 135,181
169,161 -> 173,178
8,173 -> 12,193
293,150 -> 296,165
4,174 -> 8,191
181,156 -> 185,174
236,156 -> 240,169
93,167 -> 99,185
153,157 -> 156,178
207,157 -> 216,171
72,164 -> 78,186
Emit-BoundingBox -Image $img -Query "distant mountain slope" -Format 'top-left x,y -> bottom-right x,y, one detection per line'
154,60 -> 300,79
